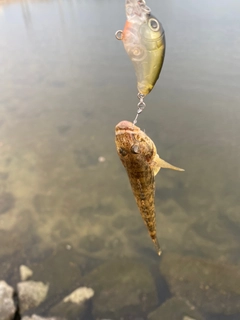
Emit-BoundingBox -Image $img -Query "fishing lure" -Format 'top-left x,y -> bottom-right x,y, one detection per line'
115,0 -> 165,124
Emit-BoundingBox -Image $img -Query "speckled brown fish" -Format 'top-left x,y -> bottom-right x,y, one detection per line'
115,120 -> 184,255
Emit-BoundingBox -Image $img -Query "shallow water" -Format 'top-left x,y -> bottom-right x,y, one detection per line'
1,0 -> 240,318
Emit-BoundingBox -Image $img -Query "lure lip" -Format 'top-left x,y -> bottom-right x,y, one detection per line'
125,0 -> 151,22
126,0 -> 151,14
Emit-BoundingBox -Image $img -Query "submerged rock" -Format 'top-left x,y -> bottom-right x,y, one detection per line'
50,287 -> 94,320
0,281 -> 16,320
182,211 -> 240,262
20,265 -> 33,281
0,192 -> 15,214
63,287 -> 94,304
17,281 -> 49,313
31,246 -> 82,306
148,297 -> 205,320
22,315 -> 63,320
159,253 -> 240,315
83,258 -> 158,319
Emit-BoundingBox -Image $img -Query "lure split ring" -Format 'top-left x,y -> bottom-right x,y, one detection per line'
115,30 -> 123,41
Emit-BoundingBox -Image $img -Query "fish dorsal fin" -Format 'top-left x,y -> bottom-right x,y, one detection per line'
151,154 -> 184,176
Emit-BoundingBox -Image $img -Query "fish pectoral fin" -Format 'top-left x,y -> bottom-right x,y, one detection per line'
152,154 -> 184,175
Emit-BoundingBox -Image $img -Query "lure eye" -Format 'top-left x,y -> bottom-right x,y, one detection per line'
131,144 -> 139,154
119,148 -> 127,156
149,18 -> 160,31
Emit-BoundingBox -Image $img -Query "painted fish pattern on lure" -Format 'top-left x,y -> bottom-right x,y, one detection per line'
115,121 -> 184,255
116,0 -> 165,96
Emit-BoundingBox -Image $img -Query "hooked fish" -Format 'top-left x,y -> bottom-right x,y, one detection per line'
115,0 -> 165,96
115,120 -> 184,255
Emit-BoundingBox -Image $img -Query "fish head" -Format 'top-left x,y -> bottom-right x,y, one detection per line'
125,0 -> 151,24
115,120 -> 156,164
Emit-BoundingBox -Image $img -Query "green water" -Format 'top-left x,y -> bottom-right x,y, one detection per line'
0,0 -> 240,318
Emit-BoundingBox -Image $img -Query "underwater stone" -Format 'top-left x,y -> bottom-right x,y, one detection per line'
0,281 -> 16,320
148,297 -> 205,320
31,246 -> 82,309
0,192 -> 15,214
50,287 -> 94,320
181,210 -> 240,262
22,315 -> 64,320
63,287 -> 94,304
20,265 -> 33,281
159,253 -> 240,315
83,258 -> 158,319
17,281 -> 49,313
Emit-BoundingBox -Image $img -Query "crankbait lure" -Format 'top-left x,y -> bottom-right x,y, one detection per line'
115,0 -> 165,124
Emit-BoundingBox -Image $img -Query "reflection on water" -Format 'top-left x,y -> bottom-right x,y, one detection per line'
0,0 -> 240,318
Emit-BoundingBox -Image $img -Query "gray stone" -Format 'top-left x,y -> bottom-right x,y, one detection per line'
22,315 -> 63,320
83,258 -> 158,319
63,287 -> 94,304
20,265 -> 33,281
17,281 -> 49,313
50,287 -> 94,320
159,253 -> 240,315
148,297 -> 205,320
0,281 -> 16,320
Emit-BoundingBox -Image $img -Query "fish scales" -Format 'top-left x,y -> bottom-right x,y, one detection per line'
115,120 -> 184,255
126,160 -> 159,250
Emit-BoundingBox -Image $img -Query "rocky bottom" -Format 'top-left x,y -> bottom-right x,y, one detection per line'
1,252 -> 240,320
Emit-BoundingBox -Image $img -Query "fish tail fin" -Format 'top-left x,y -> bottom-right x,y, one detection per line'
153,238 -> 162,256
147,219 -> 162,256
157,156 -> 185,172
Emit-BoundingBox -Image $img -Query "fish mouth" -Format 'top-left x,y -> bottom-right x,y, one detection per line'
115,120 -> 140,135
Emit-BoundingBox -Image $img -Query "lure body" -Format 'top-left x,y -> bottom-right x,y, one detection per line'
117,0 -> 165,96
115,120 -> 184,255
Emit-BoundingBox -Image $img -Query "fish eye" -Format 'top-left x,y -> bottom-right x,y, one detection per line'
149,18 -> 160,31
131,144 -> 139,154
119,148 -> 127,156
